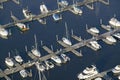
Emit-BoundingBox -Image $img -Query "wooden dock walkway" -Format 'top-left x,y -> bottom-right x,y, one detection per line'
1,0 -> 109,29
0,27 -> 119,79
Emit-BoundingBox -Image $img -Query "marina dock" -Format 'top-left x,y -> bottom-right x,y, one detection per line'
0,0 -> 20,9
1,0 -> 109,29
0,24 -> 120,79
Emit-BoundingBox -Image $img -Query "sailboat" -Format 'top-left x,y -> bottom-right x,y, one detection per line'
62,22 -> 72,46
5,52 -> 14,67
31,35 -> 41,57
14,49 -> 23,63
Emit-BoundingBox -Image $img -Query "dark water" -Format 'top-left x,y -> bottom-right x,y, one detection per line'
0,0 -> 120,80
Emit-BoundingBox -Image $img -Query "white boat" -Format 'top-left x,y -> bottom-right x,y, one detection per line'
72,5 -> 82,15
38,18 -> 46,24
36,62 -> 46,72
52,13 -> 62,21
109,18 -> 120,27
31,48 -> 41,57
15,23 -> 29,32
22,8 -> 33,18
113,33 -> 120,39
89,27 -> 100,34
106,36 -> 116,43
60,53 -> 70,62
62,37 -> 72,46
112,65 -> 120,74
101,24 -> 111,31
118,75 -> 120,80
44,60 -> 54,69
94,77 -> 102,80
77,65 -> 98,79
19,69 -> 28,78
0,27 -> 8,39
14,55 -> 23,63
51,56 -> 62,64
40,3 -> 49,14
59,0 -> 69,7
89,41 -> 101,50
5,57 -> 14,67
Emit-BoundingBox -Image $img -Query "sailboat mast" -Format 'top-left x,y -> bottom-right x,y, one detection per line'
38,71 -> 41,80
34,34 -> 38,49
65,22 -> 69,39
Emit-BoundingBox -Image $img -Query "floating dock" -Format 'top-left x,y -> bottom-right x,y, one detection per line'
0,0 -> 109,29
0,0 -> 20,9
0,27 -> 120,79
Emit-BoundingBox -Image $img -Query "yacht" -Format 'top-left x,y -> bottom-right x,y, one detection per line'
89,41 -> 101,50
105,36 -> 116,43
44,60 -> 54,69
5,57 -> 14,67
51,56 -> 62,64
113,33 -> 120,40
36,62 -> 46,72
72,5 -> 82,15
112,65 -> 120,74
89,27 -> 100,34
60,53 -> 70,62
19,69 -> 28,78
15,23 -> 29,32
59,0 -> 69,7
14,55 -> 23,63
22,8 -> 33,18
40,3 -> 49,14
77,65 -> 98,79
0,27 -> 8,39
109,18 -> 120,27
31,47 -> 41,57
62,37 -> 72,46
52,13 -> 62,21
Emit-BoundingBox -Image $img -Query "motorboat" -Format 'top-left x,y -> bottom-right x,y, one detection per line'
62,37 -> 72,46
38,18 -> 46,24
59,0 -> 69,7
106,36 -> 116,43
22,8 -> 33,18
52,13 -> 62,21
89,27 -> 100,34
113,33 -> 120,39
35,62 -> 46,72
14,55 -> 23,63
94,77 -> 102,80
40,3 -> 49,14
109,18 -> 120,27
112,65 -> 120,74
19,69 -> 28,78
44,60 -> 54,69
77,65 -> 99,79
72,5 -> 82,15
5,57 -> 14,67
51,56 -> 62,64
15,23 -> 29,32
60,53 -> 70,62
0,27 -> 8,39
89,41 -> 101,50
31,47 -> 41,57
